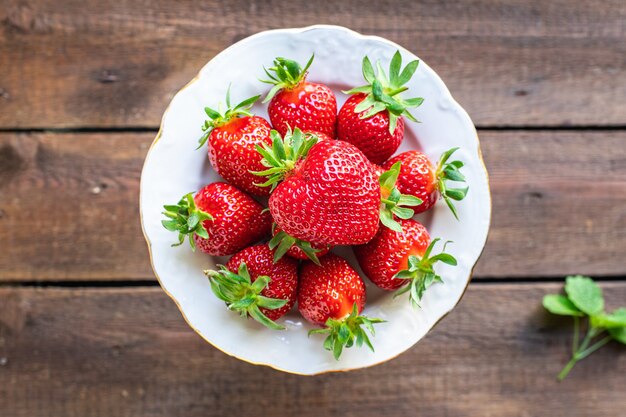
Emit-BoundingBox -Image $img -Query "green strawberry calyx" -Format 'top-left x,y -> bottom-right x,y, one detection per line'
379,161 -> 423,232
197,87 -> 261,149
309,303 -> 385,360
394,238 -> 457,308
344,50 -> 424,134
252,127 -> 320,191
204,262 -> 288,330
161,192 -> 213,251
269,225 -> 327,266
261,55 -> 314,103
436,147 -> 469,220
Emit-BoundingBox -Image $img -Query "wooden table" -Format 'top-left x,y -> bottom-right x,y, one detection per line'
1,1 -> 625,415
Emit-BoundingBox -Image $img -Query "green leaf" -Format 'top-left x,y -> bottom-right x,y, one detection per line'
397,58 -> 419,86
204,107 -> 221,119
389,50 -> 402,84
379,209 -> 402,232
362,56 -> 376,84
429,253 -> 458,265
402,97 -> 424,107
379,161 -> 401,192
397,195 -> 423,206
591,308 -> 626,328
445,187 -> 469,201
194,225 -> 209,239
250,275 -> 270,293
565,275 -> 604,316
161,219 -> 179,231
354,95 -> 375,114
392,206 -> 414,219
609,327 -> 626,344
204,265 -> 287,330
274,234 -> 295,263
542,294 -> 584,317
256,295 -> 288,310
248,305 -> 285,330
443,167 -> 466,182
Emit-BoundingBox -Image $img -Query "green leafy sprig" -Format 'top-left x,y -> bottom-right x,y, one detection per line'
252,127 -> 320,191
344,50 -> 424,134
161,192 -> 213,250
205,262 -> 288,330
436,148 -> 469,220
394,239 -> 457,307
261,55 -> 314,103
379,161 -> 423,232
309,303 -> 385,360
269,225 -> 327,266
543,275 -> 626,380
198,88 -> 260,149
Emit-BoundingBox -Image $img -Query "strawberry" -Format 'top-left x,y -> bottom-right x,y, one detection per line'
262,55 -> 337,137
205,244 -> 298,329
255,129 -> 381,246
298,254 -> 384,359
161,182 -> 271,256
198,91 -> 272,196
337,50 -> 424,164
269,224 -> 331,265
382,148 -> 468,219
353,218 -> 457,306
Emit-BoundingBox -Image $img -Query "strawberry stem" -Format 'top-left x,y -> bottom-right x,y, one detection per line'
394,238 -> 457,307
261,55 -> 314,103
379,161 -> 423,232
269,228 -> 325,266
197,88 -> 260,149
204,262 -> 288,330
252,127 -> 321,191
436,147 -> 469,220
309,303 -> 385,360
161,192 -> 213,250
344,50 -> 424,134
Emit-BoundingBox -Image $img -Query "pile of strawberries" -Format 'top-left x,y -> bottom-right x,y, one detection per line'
162,51 -> 468,359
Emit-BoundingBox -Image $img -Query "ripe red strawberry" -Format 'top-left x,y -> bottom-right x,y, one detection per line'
262,55 -> 337,137
337,51 -> 424,164
255,128 -> 422,242
269,224 -> 331,265
205,244 -> 298,329
161,182 -> 271,256
353,218 -> 457,306
198,91 -> 272,196
298,254 -> 384,359
257,132 -> 381,246
383,148 -> 468,219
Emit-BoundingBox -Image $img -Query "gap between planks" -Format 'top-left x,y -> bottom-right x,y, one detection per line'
1,276 -> 626,289
3,125 -> 626,134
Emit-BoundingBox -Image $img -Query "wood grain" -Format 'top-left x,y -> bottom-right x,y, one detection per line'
1,130 -> 625,280
0,283 -> 624,416
1,0 -> 625,128
0,132 -> 151,280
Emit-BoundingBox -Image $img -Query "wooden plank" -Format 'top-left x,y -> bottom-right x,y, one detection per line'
0,0 -> 625,128
475,129 -> 626,277
1,130 -> 625,280
0,283 -> 624,416
0,132 -> 151,280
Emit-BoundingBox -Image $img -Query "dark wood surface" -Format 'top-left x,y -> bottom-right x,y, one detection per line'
1,0 -> 625,415
1,130 -> 625,280
1,283 -> 625,417
1,0 -> 625,128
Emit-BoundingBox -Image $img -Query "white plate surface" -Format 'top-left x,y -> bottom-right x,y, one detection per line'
140,25 -> 491,375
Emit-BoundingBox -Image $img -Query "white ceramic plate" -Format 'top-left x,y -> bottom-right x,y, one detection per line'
140,25 -> 491,375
